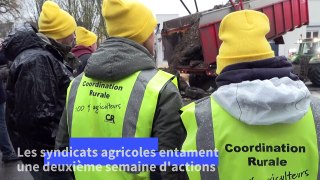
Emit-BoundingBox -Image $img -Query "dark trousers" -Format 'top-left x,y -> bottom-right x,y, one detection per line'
0,102 -> 15,156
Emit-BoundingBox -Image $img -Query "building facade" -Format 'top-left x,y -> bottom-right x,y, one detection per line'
306,0 -> 320,39
279,0 -> 320,56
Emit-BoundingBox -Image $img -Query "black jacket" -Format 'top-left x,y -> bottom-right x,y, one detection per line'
0,50 -> 8,103
3,27 -> 73,166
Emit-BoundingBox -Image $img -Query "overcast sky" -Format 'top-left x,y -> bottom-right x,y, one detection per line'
140,0 -> 227,16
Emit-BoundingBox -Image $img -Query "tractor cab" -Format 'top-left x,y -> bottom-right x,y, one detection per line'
297,38 -> 320,56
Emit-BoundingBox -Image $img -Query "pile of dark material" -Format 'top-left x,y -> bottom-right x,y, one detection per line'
167,14 -> 203,71
162,14 -> 213,100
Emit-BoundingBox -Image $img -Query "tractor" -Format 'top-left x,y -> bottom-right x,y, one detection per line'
289,38 -> 320,86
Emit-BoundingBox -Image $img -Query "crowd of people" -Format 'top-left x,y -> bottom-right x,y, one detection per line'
0,0 -> 319,180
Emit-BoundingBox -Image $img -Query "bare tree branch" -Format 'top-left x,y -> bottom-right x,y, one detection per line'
17,0 -> 107,43
0,0 -> 20,22
0,0 -> 18,13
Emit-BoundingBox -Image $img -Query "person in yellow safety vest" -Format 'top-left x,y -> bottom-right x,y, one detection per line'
181,10 -> 320,180
55,0 -> 185,179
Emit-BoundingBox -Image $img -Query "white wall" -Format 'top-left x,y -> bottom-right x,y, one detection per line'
155,14 -> 179,67
308,0 -> 320,26
279,26 -> 306,56
307,0 -> 320,39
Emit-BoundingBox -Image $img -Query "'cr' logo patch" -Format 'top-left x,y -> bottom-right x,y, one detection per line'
105,114 -> 115,124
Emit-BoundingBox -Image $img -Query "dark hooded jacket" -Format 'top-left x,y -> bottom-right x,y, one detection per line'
3,26 -> 73,166
56,37 -> 185,179
0,50 -> 8,103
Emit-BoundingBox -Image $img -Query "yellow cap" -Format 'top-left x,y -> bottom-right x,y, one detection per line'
102,0 -> 157,44
38,1 -> 77,40
216,10 -> 275,74
75,27 -> 97,46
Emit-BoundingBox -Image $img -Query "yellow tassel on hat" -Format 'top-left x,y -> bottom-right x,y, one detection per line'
216,10 -> 275,74
102,0 -> 157,44
38,1 -> 77,40
75,27 -> 97,47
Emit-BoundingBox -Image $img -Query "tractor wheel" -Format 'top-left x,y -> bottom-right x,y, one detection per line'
308,64 -> 320,86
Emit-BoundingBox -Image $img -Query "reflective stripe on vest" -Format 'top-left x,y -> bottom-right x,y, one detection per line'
181,97 -> 218,180
181,96 -> 319,180
65,69 -> 177,180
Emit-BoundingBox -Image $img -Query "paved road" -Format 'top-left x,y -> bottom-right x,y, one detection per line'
307,82 -> 320,98
0,153 -> 33,180
1,84 -> 320,180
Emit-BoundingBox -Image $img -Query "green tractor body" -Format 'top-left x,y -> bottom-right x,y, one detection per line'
290,38 -> 320,85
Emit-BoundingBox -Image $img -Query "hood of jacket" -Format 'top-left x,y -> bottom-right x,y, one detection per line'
3,24 -> 72,63
71,45 -> 94,58
85,37 -> 156,81
213,77 -> 311,125
3,26 -> 45,61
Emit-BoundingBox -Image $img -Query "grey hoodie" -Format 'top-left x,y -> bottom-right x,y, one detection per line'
212,77 -> 320,177
213,77 -> 311,125
56,37 -> 185,179
85,37 -> 157,81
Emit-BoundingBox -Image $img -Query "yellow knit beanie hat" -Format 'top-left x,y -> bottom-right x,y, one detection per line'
38,1 -> 77,40
75,27 -> 98,46
102,0 -> 157,44
216,10 -> 275,74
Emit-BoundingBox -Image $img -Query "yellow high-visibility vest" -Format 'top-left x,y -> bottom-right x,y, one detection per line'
181,96 -> 319,180
66,69 -> 178,180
